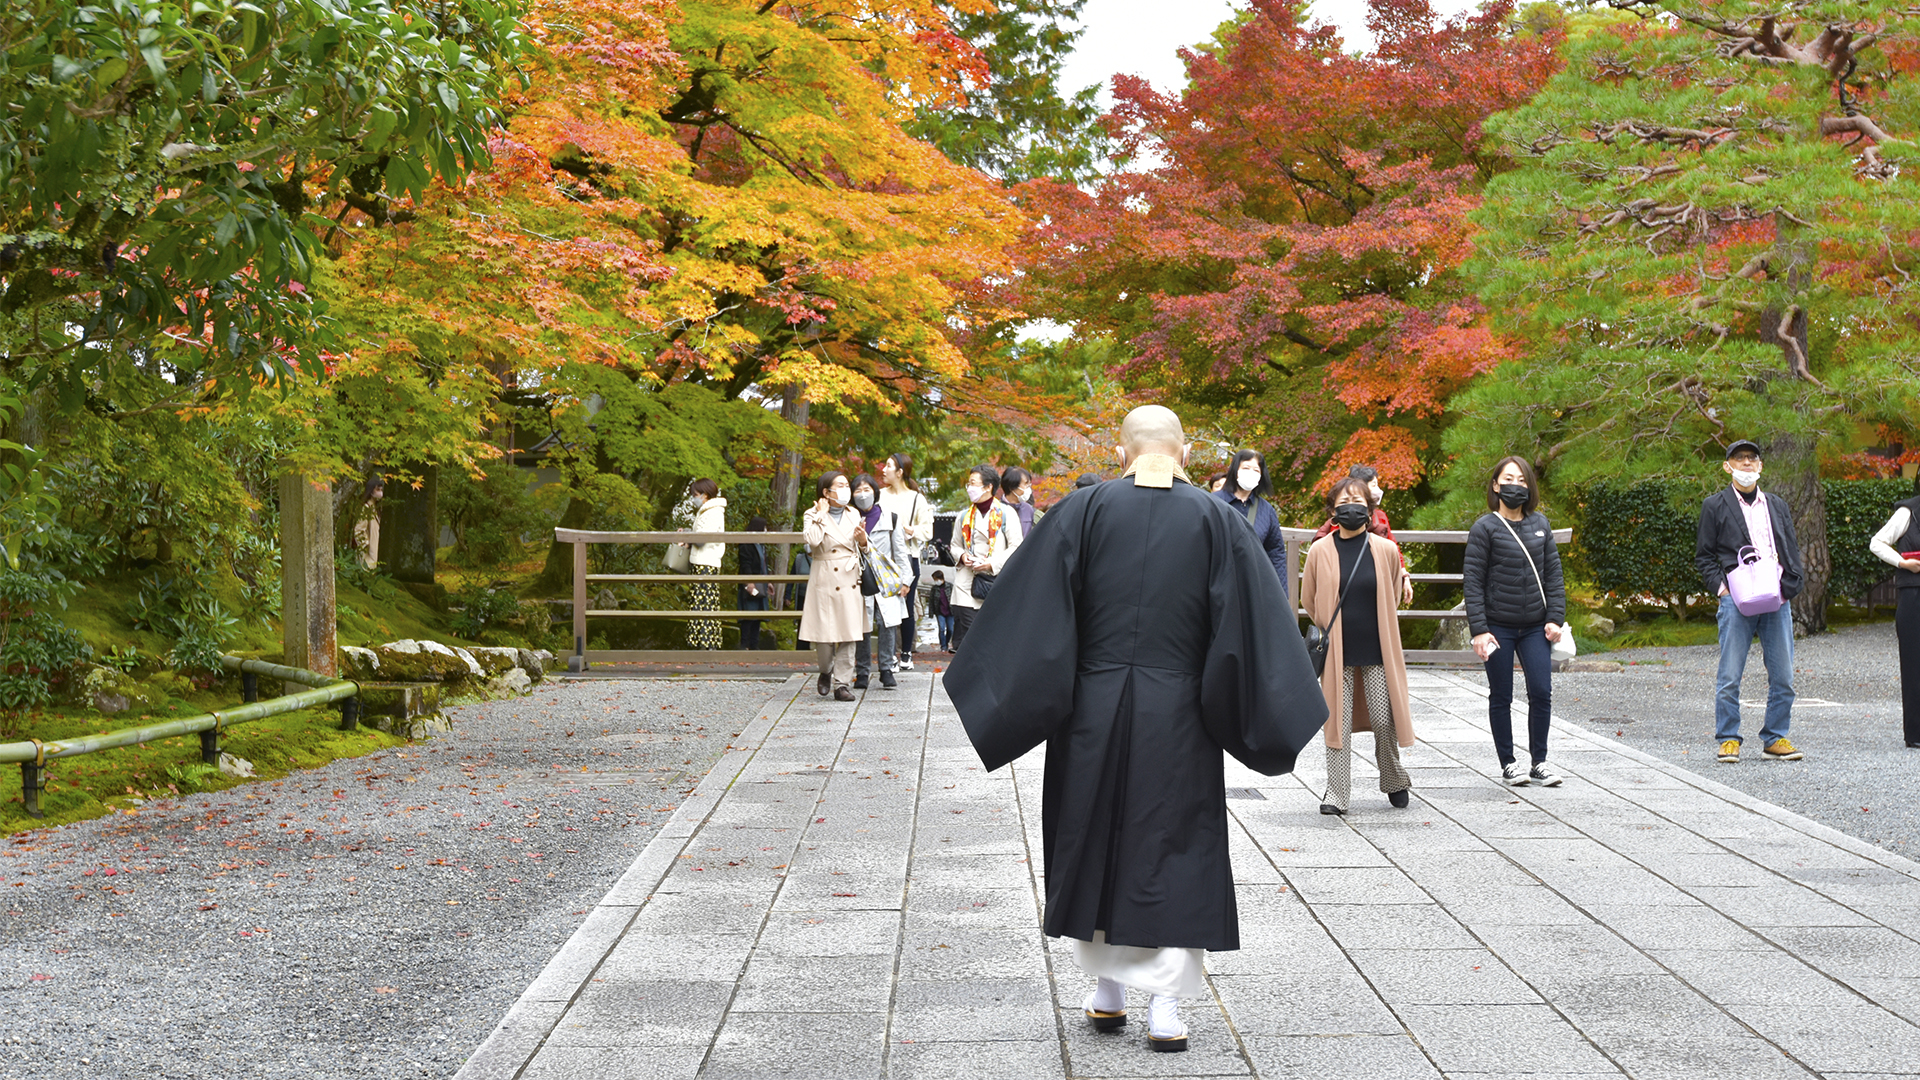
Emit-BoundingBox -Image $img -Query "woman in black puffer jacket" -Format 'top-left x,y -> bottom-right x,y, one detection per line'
1463,456 -> 1568,789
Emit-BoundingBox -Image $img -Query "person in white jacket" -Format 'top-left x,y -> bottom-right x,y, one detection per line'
1868,485 -> 1920,748
684,479 -> 726,649
950,464 -> 1023,652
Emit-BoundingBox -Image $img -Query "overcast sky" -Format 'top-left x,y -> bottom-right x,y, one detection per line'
1056,0 -> 1483,103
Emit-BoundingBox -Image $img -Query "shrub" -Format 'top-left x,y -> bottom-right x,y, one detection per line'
1827,479 -> 1915,602
1573,480 -> 1713,619
451,584 -> 520,639
0,569 -> 90,734
124,571 -> 238,675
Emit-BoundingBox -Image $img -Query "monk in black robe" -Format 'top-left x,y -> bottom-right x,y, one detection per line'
944,405 -> 1327,1052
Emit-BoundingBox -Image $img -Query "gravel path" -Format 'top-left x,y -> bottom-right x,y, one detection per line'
1547,620 -> 1920,855
0,676 -> 785,1080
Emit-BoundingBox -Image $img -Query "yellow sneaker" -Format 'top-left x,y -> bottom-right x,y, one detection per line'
1717,740 -> 1740,763
1764,738 -> 1804,760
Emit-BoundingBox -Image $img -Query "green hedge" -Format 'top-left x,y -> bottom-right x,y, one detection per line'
1574,480 -> 1715,614
1573,477 -> 1916,611
1828,479 -> 1915,601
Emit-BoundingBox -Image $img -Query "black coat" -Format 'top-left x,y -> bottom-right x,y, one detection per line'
1214,487 -> 1290,595
1463,512 -> 1566,635
1695,487 -> 1804,600
944,475 -> 1327,952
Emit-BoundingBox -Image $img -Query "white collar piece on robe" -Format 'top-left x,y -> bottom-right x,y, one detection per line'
1122,453 -> 1190,489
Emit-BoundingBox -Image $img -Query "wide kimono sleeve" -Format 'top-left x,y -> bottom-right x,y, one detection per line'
942,491 -> 1086,771
1200,504 -> 1329,776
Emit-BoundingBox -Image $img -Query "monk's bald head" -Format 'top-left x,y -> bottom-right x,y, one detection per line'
1116,405 -> 1189,464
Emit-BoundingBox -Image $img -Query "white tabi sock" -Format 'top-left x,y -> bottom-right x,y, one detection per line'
1088,976 -> 1126,1013
1147,994 -> 1186,1039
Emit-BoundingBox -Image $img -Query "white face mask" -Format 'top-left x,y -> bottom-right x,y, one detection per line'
1237,467 -> 1261,492
1368,482 -> 1383,502
965,484 -> 988,504
1731,468 -> 1761,488
828,485 -> 850,505
690,494 -> 705,508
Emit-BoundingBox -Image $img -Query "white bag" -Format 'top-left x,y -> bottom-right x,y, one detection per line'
1498,515 -> 1575,662
664,541 -> 692,574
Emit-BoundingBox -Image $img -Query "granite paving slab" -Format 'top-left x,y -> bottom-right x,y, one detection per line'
454,670 -> 1920,1079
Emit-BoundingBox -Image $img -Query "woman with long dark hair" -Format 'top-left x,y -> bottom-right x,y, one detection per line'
1214,449 -> 1288,597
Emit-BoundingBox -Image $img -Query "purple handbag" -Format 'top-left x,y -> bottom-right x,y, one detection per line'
1727,545 -> 1783,616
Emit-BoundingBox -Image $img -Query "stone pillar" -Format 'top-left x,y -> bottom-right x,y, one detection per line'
279,474 -> 338,689
379,464 -> 438,585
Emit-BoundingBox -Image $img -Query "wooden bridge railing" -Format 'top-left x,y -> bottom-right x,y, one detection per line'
558,529 -> 809,670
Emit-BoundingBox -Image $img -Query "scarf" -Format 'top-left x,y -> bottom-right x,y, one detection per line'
861,502 -> 884,533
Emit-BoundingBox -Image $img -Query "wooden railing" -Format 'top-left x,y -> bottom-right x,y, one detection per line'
1280,526 -> 1573,667
558,529 -> 810,670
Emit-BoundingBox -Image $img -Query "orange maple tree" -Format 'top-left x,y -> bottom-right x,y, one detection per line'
1016,0 -> 1559,499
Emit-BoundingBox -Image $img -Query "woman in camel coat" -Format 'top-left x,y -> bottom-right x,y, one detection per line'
800,471 -> 869,700
1300,476 -> 1414,815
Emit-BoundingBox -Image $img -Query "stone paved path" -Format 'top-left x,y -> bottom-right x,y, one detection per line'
454,670 -> 1920,1079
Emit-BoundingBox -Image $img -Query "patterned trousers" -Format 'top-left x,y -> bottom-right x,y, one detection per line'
688,566 -> 722,649
1323,664 -> 1411,812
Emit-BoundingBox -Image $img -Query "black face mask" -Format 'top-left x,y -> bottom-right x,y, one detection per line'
1332,504 -> 1371,530
1497,484 -> 1529,509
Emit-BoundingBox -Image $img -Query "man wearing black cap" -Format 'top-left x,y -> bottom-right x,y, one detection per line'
1695,440 -> 1805,764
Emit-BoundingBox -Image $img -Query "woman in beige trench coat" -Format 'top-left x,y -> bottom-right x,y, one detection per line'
1300,476 -> 1414,815
801,471 -> 869,700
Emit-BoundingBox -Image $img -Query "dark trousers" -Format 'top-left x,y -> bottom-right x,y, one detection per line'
1902,589 -> 1920,743
897,557 -> 920,656
951,605 -> 977,652
1484,622 -> 1553,767
737,587 -> 767,650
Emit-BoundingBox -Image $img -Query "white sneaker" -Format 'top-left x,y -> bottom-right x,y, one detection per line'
1529,762 -> 1564,787
897,657 -> 914,671
1502,762 -> 1531,786
1147,994 -> 1187,1052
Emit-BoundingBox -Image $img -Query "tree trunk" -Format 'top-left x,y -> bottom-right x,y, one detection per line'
767,382 -> 809,611
536,494 -> 592,595
379,464 -> 438,585
1767,432 -> 1829,635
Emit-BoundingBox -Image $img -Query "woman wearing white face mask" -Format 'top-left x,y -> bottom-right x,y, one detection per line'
950,464 -> 1023,652
801,471 -> 869,700
1214,449 -> 1290,600
685,478 -> 726,649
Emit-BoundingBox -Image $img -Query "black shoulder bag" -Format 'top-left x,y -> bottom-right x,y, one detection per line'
1305,535 -> 1369,678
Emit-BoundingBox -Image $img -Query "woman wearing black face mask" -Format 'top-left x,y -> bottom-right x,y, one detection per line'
1463,456 -> 1568,787
1301,478 -> 1414,815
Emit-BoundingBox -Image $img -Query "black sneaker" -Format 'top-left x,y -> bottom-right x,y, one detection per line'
852,676 -> 869,690
1529,762 -> 1564,787
1502,763 -> 1530,787
880,671 -> 897,689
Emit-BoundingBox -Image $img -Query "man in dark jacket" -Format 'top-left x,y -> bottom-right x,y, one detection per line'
945,406 -> 1326,1054
1696,440 -> 1804,764
1214,449 -> 1290,600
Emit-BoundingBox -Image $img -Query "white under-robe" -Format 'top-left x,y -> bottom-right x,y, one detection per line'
1071,930 -> 1207,999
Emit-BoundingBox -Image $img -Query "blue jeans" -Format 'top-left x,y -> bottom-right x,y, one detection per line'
1484,622 -> 1553,767
1715,594 -> 1794,746
934,614 -> 953,650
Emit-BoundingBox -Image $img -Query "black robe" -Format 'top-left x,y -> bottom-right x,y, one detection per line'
944,475 -> 1328,952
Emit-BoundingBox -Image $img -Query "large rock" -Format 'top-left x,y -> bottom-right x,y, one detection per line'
467,646 -> 521,676
516,649 -> 547,682
340,645 -> 381,681
489,668 -> 533,696
372,639 -> 478,682
1585,614 -> 1616,638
